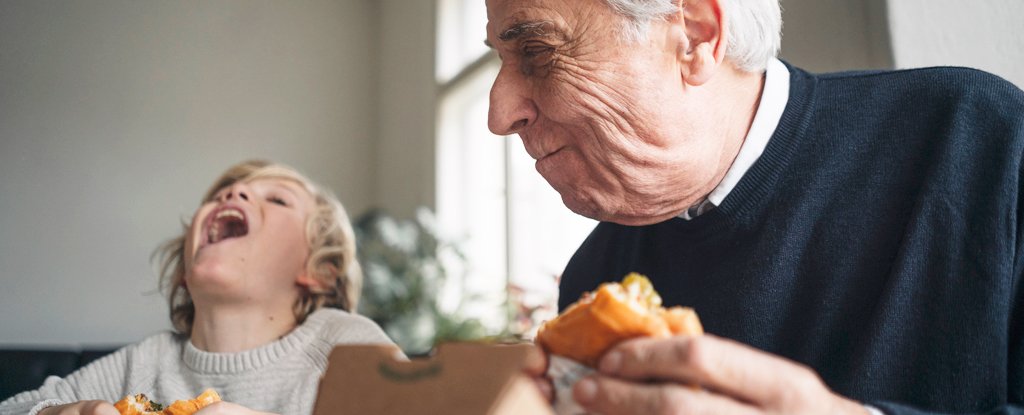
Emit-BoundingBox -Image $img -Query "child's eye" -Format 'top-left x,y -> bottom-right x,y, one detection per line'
268,196 -> 289,206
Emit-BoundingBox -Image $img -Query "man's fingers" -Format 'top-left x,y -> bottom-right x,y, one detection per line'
573,374 -> 760,415
520,345 -> 553,402
533,377 -> 554,403
599,334 -> 826,407
523,344 -> 549,376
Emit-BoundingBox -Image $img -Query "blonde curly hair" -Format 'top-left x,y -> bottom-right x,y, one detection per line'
154,160 -> 362,335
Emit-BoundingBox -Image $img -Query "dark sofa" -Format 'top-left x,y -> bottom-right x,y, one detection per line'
0,348 -> 117,402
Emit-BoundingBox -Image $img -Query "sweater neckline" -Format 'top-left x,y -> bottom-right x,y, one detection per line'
182,309 -> 330,374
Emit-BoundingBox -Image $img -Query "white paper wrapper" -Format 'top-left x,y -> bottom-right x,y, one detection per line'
547,355 -> 596,415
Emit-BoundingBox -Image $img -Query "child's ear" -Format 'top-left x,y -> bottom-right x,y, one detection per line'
297,272 -> 332,293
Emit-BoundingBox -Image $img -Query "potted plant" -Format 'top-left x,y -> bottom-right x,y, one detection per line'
354,207 -> 489,355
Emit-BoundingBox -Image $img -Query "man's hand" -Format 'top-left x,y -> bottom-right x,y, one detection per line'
572,334 -> 870,415
523,344 -> 555,402
38,401 -> 118,415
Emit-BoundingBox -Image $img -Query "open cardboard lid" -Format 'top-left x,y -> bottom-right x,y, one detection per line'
312,342 -> 554,415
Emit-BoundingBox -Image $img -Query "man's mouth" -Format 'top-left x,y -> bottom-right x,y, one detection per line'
538,146 -> 564,161
204,206 -> 249,245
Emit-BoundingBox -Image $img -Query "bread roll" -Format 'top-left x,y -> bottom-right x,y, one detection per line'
536,273 -> 702,367
114,389 -> 220,415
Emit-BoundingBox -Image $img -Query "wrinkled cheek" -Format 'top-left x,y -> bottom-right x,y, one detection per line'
544,89 -> 600,123
553,68 -> 622,112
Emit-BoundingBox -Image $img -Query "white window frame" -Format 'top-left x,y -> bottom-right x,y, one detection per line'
435,0 -> 596,335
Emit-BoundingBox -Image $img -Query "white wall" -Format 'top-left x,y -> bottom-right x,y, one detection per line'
888,0 -> 1024,87
0,0 -> 379,346
375,0 -> 438,218
779,0 -> 893,72
779,0 -> 1023,88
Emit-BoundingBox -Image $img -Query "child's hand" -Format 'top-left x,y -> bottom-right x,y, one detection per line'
39,400 -> 119,415
192,401 -> 278,415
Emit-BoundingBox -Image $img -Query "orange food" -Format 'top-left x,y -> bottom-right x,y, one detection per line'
536,273 -> 703,367
113,393 -> 161,415
114,389 -> 220,415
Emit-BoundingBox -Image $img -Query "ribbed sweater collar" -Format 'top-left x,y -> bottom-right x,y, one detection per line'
182,309 -> 330,374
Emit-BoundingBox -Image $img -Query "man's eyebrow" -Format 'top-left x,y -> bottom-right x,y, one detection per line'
486,20 -> 560,48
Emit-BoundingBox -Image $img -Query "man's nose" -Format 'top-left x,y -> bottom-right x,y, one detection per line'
488,66 -> 537,136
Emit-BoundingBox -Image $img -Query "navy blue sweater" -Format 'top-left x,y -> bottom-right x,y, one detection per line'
560,64 -> 1024,414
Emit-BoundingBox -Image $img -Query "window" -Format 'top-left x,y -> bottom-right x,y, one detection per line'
435,0 -> 596,335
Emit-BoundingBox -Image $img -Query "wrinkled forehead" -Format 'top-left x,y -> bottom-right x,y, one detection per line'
485,0 -> 573,37
485,0 -> 621,51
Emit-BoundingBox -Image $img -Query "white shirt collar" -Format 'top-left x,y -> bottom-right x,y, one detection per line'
680,58 -> 790,220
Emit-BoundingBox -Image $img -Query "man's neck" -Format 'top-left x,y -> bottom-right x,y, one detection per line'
700,66 -> 767,202
678,58 -> 792,220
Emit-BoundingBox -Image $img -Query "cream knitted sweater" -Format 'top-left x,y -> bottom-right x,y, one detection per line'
0,309 -> 394,415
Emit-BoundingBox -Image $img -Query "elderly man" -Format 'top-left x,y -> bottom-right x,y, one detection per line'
485,0 -> 1024,414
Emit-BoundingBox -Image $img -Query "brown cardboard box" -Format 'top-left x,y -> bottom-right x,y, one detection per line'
312,342 -> 555,415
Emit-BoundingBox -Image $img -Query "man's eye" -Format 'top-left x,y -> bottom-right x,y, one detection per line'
519,43 -> 555,77
268,196 -> 288,206
522,44 -> 553,58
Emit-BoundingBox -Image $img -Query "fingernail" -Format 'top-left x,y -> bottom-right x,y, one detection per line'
600,350 -> 622,373
574,377 -> 598,404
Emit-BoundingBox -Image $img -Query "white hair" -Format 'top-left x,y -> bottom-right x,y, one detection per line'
603,0 -> 782,72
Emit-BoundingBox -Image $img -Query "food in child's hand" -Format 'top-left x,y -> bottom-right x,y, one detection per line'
114,388 -> 220,415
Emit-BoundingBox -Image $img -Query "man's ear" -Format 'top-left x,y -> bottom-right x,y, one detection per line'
674,0 -> 727,86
